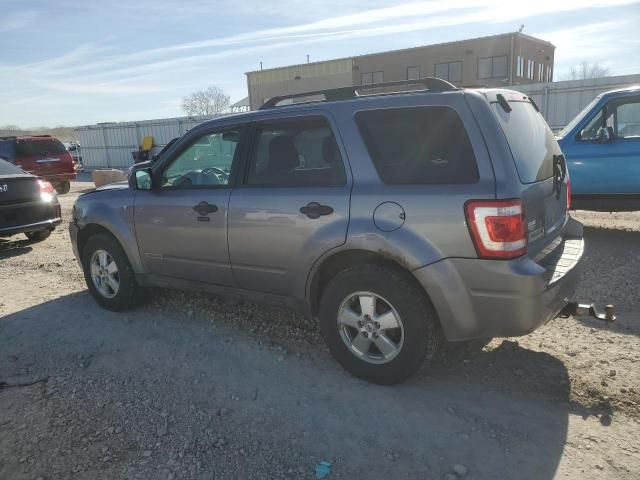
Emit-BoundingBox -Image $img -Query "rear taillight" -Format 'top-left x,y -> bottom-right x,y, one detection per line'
566,178 -> 572,210
38,179 -> 56,202
465,199 -> 527,259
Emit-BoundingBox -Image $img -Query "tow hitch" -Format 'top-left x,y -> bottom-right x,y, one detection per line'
559,302 -> 616,322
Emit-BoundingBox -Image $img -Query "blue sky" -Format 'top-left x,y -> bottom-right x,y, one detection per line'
1,0 -> 639,127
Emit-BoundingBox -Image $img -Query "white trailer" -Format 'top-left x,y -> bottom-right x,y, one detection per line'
74,114 -> 226,170
513,74 -> 640,130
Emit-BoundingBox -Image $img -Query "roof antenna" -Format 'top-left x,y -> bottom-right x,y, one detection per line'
518,24 -> 525,33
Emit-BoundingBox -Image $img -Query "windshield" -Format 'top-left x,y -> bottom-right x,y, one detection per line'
492,99 -> 561,184
557,96 -> 602,138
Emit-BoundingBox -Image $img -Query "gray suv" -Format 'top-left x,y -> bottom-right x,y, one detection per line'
70,79 -> 583,384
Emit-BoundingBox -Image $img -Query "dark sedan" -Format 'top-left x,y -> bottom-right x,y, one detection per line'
0,158 -> 62,242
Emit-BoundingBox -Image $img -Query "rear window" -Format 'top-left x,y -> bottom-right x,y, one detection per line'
355,106 -> 479,185
16,138 -> 67,156
0,158 -> 24,175
491,98 -> 560,184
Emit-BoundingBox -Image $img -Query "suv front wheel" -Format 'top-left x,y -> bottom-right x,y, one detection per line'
319,264 -> 441,384
82,233 -> 144,311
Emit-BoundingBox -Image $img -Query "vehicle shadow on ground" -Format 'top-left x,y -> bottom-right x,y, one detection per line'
0,292 -> 578,480
0,238 -> 33,260
574,226 -> 640,336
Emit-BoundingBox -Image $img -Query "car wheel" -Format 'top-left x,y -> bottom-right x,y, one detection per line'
25,229 -> 52,242
55,181 -> 71,194
82,233 -> 143,311
319,264 -> 442,385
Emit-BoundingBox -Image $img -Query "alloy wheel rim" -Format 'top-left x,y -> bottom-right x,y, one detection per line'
90,249 -> 120,299
337,291 -> 404,364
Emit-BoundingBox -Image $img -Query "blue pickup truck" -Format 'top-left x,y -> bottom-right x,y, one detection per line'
557,86 -> 640,211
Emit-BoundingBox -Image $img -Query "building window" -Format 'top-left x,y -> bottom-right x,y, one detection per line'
527,60 -> 535,80
538,63 -> 544,82
516,56 -> 524,77
546,65 -> 552,83
407,65 -> 420,80
478,55 -> 508,79
362,71 -> 383,84
434,61 -> 462,82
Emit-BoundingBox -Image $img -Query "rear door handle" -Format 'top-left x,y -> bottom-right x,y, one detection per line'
300,202 -> 333,219
193,201 -> 218,216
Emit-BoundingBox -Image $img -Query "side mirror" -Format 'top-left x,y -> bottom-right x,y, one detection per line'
134,168 -> 152,190
596,126 -> 614,143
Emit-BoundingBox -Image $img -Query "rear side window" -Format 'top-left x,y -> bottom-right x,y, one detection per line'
16,138 -> 67,156
247,116 -> 346,187
491,99 -> 560,184
355,106 -> 479,185
0,140 -> 15,161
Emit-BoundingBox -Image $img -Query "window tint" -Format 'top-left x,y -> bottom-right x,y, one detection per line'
491,99 -> 559,183
247,117 -> 346,187
161,128 -> 242,187
16,138 -> 67,156
0,140 -> 15,161
355,106 -> 479,185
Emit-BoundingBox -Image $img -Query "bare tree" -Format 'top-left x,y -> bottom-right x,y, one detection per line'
181,86 -> 230,116
564,61 -> 610,80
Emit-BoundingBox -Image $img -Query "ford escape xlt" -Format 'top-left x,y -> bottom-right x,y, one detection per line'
70,79 -> 584,384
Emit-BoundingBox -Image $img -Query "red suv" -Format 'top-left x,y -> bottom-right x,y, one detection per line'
0,135 -> 76,194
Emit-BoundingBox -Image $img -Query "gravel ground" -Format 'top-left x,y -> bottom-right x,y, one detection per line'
0,179 -> 639,480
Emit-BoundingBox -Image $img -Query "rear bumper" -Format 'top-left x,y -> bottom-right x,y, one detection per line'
415,217 -> 584,341
41,172 -> 76,183
0,217 -> 62,237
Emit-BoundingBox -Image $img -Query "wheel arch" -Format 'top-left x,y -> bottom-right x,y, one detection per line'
307,249 -> 439,322
76,223 -> 144,273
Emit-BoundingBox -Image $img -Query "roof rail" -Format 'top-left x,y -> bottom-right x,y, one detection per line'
259,77 -> 457,109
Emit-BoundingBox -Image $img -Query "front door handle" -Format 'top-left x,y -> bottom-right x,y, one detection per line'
193,201 -> 218,216
300,202 -> 334,219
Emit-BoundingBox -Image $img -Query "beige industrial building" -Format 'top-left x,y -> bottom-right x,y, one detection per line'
246,32 -> 555,110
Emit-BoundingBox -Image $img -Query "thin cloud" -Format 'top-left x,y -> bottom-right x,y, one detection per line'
0,10 -> 38,32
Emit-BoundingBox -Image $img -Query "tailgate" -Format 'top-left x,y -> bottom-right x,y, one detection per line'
489,92 -> 570,257
17,138 -> 74,176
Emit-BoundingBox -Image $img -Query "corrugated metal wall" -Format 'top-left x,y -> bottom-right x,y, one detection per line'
513,74 -> 640,129
74,114 -> 225,169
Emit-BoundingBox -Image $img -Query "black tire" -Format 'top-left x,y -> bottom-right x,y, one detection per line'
25,229 -> 52,242
81,233 -> 143,311
319,264 -> 442,385
55,181 -> 71,194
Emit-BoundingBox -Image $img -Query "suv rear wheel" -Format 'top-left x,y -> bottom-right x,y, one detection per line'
82,233 -> 143,311
319,264 -> 441,384
55,181 -> 71,194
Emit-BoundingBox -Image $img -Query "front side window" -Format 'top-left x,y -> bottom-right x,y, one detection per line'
161,127 -> 243,187
580,108 -> 604,141
246,117 -> 346,187
355,106 -> 479,185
